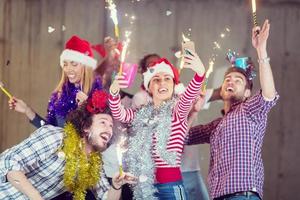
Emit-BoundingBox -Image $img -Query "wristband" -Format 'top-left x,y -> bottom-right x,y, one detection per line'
257,57 -> 270,64
111,183 -> 122,190
110,88 -> 120,97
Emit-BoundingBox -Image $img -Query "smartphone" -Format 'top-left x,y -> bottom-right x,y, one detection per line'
182,41 -> 195,56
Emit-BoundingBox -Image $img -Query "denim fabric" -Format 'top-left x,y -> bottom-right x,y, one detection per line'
154,181 -> 188,200
182,171 -> 209,200
222,194 -> 260,200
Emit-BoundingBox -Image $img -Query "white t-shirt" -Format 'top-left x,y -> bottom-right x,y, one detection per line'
102,95 -> 132,177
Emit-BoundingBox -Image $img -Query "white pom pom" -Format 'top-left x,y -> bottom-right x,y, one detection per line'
174,83 -> 185,94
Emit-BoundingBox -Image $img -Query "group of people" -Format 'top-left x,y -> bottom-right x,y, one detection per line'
0,19 -> 278,200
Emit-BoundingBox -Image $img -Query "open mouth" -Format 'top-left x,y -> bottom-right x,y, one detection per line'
158,88 -> 168,94
100,132 -> 111,143
67,74 -> 76,79
226,86 -> 234,92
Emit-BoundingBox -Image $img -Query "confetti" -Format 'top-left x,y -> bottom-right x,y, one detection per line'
48,26 -> 55,33
166,10 -> 172,16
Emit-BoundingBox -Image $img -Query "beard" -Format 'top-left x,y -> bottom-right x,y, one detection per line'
92,143 -> 107,152
221,91 -> 244,104
87,134 -> 108,152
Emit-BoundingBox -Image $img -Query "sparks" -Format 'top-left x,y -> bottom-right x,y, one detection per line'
119,31 -> 132,74
206,60 -> 214,78
106,0 -> 119,38
213,41 -> 221,49
182,33 -> 191,42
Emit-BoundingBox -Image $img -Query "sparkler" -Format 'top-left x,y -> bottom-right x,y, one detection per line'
251,0 -> 258,27
202,60 -> 214,92
106,0 -> 120,38
178,33 -> 192,74
119,31 -> 131,75
116,135 -> 127,176
0,81 -> 13,99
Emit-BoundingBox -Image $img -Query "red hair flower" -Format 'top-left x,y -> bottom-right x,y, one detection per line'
86,90 -> 108,114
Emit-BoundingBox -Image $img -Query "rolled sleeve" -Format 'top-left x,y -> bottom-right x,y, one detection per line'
0,125 -> 63,183
244,90 -> 279,122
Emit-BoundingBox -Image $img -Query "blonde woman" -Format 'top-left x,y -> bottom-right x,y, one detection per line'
8,35 -> 102,128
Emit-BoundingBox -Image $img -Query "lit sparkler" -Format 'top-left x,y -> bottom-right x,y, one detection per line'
119,31 -> 132,74
116,135 -> 127,176
106,0 -> 120,38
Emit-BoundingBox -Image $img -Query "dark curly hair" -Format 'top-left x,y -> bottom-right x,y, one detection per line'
139,53 -> 160,73
65,102 -> 111,138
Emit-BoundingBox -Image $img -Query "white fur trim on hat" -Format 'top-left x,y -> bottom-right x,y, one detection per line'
174,83 -> 185,95
60,49 -> 97,69
143,62 -> 174,91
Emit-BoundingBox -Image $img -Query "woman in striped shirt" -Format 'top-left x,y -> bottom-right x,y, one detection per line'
109,50 -> 205,200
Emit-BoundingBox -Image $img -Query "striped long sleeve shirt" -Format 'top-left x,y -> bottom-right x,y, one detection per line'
109,74 -> 204,168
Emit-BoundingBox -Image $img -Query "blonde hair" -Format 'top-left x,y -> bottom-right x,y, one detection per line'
54,65 -> 95,97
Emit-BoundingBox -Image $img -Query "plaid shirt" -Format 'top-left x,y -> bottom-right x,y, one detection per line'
0,125 -> 110,200
187,91 -> 279,199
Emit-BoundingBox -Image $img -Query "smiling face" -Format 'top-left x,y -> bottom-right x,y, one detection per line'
148,72 -> 174,106
62,60 -> 84,84
85,113 -> 113,152
220,71 -> 251,102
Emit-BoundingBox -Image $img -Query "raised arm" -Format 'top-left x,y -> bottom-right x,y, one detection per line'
109,73 -> 135,123
176,50 -> 205,120
252,19 -> 276,100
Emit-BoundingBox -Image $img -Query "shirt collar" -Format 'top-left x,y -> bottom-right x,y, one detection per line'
221,100 -> 244,116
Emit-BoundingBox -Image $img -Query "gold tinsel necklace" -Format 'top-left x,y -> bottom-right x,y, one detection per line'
61,123 -> 102,200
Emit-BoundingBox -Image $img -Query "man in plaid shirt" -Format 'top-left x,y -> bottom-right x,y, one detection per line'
0,91 -> 136,200
187,20 -> 279,200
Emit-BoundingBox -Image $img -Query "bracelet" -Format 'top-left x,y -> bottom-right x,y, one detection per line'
111,183 -> 122,190
109,89 -> 119,97
257,57 -> 270,64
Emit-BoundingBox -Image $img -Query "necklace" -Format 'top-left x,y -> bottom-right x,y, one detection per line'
62,123 -> 102,200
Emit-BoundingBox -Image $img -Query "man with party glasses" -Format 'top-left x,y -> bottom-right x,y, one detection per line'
0,90 -> 137,200
187,19 -> 279,200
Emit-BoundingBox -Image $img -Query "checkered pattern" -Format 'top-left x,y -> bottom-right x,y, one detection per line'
0,125 -> 110,200
187,91 -> 279,199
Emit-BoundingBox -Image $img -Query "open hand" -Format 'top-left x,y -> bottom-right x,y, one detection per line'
183,49 -> 205,76
191,91 -> 206,113
252,19 -> 270,51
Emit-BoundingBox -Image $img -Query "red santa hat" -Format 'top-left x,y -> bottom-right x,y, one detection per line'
143,58 -> 185,94
92,42 -> 122,60
60,35 -> 97,69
